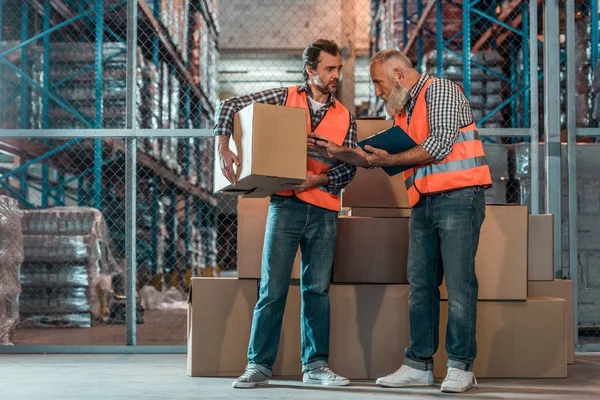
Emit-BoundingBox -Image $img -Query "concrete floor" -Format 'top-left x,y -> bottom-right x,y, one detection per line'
0,354 -> 599,400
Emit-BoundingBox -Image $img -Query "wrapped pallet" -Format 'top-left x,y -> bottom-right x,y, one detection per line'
21,207 -> 121,328
0,196 -> 24,345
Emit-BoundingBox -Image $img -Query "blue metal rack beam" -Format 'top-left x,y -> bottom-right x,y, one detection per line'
592,0 -> 599,67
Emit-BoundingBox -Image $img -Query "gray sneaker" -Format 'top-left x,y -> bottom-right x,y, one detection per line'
232,368 -> 269,389
303,366 -> 350,386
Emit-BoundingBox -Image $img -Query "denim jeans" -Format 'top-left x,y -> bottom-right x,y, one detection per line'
247,194 -> 338,377
403,186 -> 486,372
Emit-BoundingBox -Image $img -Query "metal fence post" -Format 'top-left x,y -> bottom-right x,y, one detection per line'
543,0 -> 562,277
529,0 -> 539,214
125,0 -> 138,347
565,0 -> 579,350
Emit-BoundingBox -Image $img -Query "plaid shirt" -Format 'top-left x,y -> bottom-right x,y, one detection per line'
213,83 -> 357,195
404,74 -> 475,162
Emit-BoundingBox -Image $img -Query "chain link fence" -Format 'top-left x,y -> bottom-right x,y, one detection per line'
0,0 -> 221,346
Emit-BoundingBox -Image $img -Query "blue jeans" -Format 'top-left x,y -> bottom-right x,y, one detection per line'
403,186 -> 486,372
247,194 -> 338,377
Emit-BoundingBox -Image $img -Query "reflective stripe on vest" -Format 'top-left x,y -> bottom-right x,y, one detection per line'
456,130 -> 479,143
405,155 -> 488,190
274,85 -> 351,212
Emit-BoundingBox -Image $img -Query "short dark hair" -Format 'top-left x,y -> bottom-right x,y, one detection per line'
302,39 -> 341,81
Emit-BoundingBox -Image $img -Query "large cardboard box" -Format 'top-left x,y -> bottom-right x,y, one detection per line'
528,280 -> 574,364
341,120 -> 411,208
186,278 -> 257,377
348,207 -> 412,218
237,197 -> 301,279
214,103 -> 307,197
528,214 -> 554,281
333,217 -> 409,283
329,284 -> 410,379
434,298 -> 567,379
440,205 -> 529,300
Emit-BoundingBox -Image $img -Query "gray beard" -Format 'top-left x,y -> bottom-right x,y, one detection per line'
385,84 -> 410,115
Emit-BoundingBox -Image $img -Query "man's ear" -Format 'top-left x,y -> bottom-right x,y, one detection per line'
393,68 -> 404,83
306,66 -> 316,78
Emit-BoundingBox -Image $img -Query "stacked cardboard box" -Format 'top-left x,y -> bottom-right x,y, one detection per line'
189,117 -> 572,380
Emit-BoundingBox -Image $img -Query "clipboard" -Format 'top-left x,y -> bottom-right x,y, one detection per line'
358,125 -> 418,176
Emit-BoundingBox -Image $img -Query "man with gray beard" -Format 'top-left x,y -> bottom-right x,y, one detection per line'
309,49 -> 492,394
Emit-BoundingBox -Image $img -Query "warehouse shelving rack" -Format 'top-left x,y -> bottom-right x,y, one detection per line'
369,0 -> 542,131
0,0 -> 221,351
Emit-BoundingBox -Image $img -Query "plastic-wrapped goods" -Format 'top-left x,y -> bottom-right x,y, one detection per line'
147,60 -> 161,132
20,206 -> 123,326
19,287 -> 90,315
0,196 -> 24,345
160,62 -> 171,130
22,235 -> 101,319
23,207 -> 98,235
190,13 -> 203,87
24,235 -> 98,264
21,206 -> 120,275
20,264 -> 90,288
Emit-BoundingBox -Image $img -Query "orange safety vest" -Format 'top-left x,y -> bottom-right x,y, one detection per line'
396,78 -> 492,207
276,86 -> 351,212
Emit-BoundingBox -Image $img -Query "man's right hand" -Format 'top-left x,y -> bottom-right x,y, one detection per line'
217,135 -> 241,185
309,134 -> 370,168
307,134 -> 342,158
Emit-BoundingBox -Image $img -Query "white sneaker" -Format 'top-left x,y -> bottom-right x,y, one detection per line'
375,365 -> 434,388
303,366 -> 350,386
440,367 -> 477,393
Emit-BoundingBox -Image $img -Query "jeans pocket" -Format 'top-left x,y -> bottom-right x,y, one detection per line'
270,195 -> 290,205
441,187 -> 478,200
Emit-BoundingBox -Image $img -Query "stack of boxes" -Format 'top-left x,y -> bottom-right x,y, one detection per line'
188,106 -> 573,379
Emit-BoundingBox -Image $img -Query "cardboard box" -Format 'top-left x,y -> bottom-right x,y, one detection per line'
273,284 -> 301,376
214,103 -> 307,197
341,120 -> 411,208
434,297 -> 567,379
528,280 -> 574,364
333,217 -> 409,283
440,205 -> 529,300
329,284 -> 410,379
237,197 -> 301,279
528,214 -> 554,281
348,207 -> 412,218
186,278 -> 257,377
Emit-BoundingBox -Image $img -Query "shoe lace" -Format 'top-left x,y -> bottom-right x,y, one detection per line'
391,365 -> 411,377
241,369 -> 260,380
446,369 -> 478,387
316,367 -> 338,379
